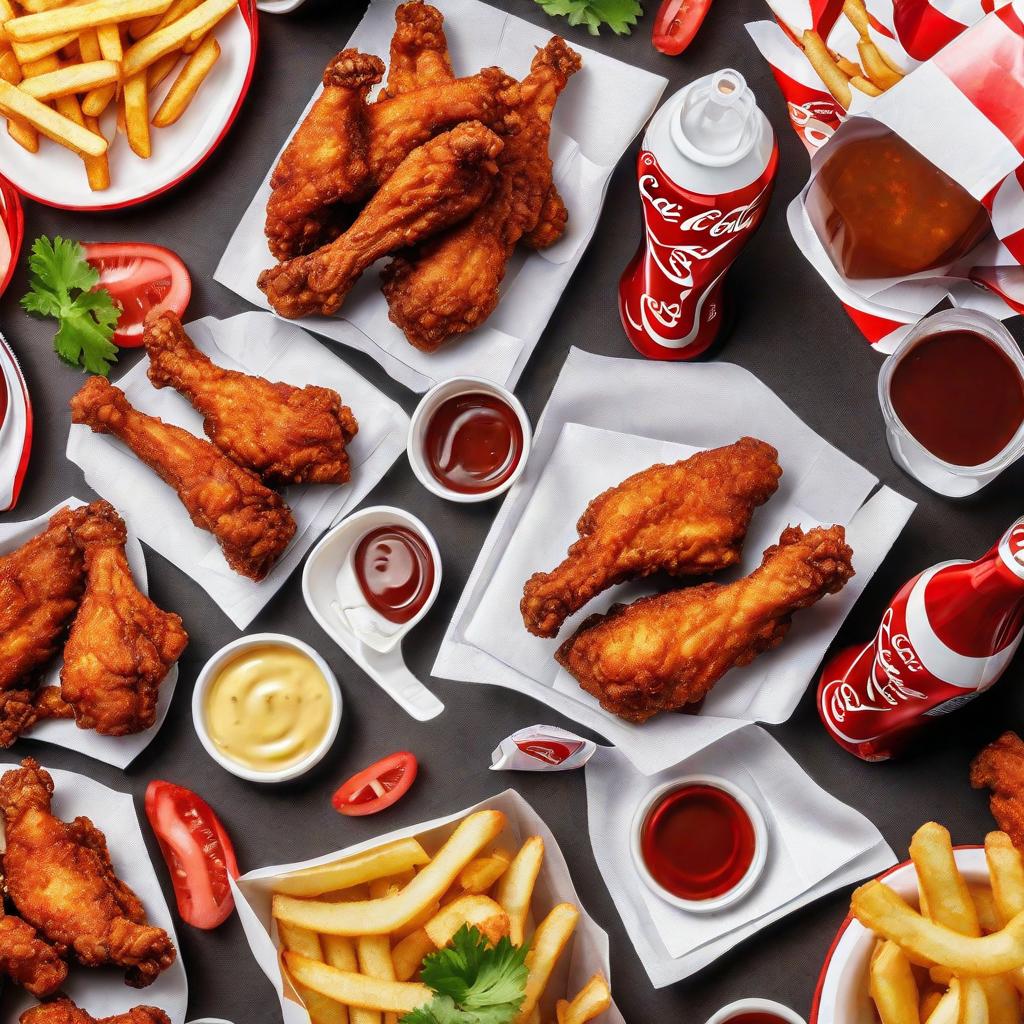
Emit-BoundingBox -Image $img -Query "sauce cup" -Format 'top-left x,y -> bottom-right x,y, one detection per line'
407,375 -> 532,503
192,633 -> 342,784
630,774 -> 768,914
705,998 -> 807,1024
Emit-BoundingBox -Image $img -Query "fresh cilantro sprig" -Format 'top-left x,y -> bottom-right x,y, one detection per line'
401,925 -> 529,1024
532,0 -> 642,35
21,235 -> 120,376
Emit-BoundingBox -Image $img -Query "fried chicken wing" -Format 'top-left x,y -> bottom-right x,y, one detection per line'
556,525 -> 855,722
70,377 -> 296,581
265,50 -> 384,261
379,0 -> 453,100
0,759 -> 177,987
0,909 -> 68,998
382,37 -> 580,351
143,310 -> 359,486
521,437 -> 783,638
971,731 -> 1024,848
21,998 -> 170,1024
260,121 -> 503,320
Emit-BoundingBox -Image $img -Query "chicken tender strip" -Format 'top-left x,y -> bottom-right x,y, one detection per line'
521,437 -> 783,638
556,525 -> 855,722
259,120 -> 503,320
972,732 -> 1024,849
143,309 -> 359,486
0,910 -> 68,998
20,997 -> 170,1024
378,0 -> 453,100
70,377 -> 296,581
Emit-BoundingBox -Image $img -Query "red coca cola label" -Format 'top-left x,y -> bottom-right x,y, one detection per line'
618,146 -> 778,360
766,64 -> 844,152
514,739 -> 583,766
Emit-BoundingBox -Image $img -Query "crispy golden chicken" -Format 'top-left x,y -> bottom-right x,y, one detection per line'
379,0 -> 453,100
383,37 -> 580,351
0,759 -> 176,987
143,310 -> 359,486
523,185 -> 568,249
0,909 -> 68,998
70,377 -> 296,581
28,501 -> 188,737
556,525 -> 855,722
521,437 -> 783,638
971,732 -> 1024,848
20,999 -> 170,1024
260,121 -> 503,320
265,50 -> 384,261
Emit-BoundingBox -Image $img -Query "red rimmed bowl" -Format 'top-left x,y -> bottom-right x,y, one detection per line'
0,0 -> 258,211
811,846 -> 985,1024
0,176 -> 23,299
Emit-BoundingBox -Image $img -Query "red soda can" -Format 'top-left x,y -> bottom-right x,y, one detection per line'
818,516 -> 1024,762
618,69 -> 779,360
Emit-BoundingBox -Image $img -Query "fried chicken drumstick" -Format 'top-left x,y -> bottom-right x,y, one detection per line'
260,121 -> 503,320
971,731 -> 1024,849
0,909 -> 68,998
21,998 -> 170,1024
383,37 -> 581,351
70,377 -> 296,581
556,525 -> 855,722
0,759 -> 177,988
143,309 -> 359,486
521,437 -> 783,638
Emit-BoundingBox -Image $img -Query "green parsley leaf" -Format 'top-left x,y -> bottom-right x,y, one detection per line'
20,236 -> 121,376
533,0 -> 642,35
401,926 -> 530,1024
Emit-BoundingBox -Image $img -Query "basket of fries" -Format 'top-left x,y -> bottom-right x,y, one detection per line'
232,790 -> 623,1024
813,823 -> 1024,1024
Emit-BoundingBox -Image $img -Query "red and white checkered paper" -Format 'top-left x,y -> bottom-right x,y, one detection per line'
748,0 -> 1024,350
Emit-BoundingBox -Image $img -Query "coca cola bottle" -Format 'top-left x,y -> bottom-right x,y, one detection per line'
817,517 -> 1024,762
618,68 -> 778,360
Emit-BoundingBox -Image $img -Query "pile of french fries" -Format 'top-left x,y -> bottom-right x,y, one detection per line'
852,822 -> 1024,1024
270,809 -> 612,1024
800,0 -> 904,110
0,0 -> 239,191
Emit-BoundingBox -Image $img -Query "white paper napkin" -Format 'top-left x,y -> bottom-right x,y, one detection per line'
0,763 -> 187,1022
232,789 -> 625,1024
0,497 -> 179,769
214,0 -> 668,393
585,727 -> 896,987
433,349 -> 917,775
66,311 -> 409,629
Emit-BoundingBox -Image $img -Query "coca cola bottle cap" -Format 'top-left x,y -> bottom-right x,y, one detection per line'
672,69 -> 759,168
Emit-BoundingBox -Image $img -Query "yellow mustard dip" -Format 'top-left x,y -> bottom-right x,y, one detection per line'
205,645 -> 332,772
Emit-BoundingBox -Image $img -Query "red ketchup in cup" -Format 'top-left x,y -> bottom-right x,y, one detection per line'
354,525 -> 435,625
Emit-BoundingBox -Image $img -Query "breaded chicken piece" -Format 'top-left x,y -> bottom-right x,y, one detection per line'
260,121 -> 503,320
378,0 -> 453,100
0,759 -> 176,988
20,998 -> 169,1024
971,732 -> 1024,848
143,310 -> 359,487
0,909 -> 68,998
265,50 -> 384,261
556,525 -> 855,722
70,378 -> 296,582
522,185 -> 568,249
521,437 -> 783,638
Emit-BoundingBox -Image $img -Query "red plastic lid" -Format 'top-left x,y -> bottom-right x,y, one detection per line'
0,175 -> 24,300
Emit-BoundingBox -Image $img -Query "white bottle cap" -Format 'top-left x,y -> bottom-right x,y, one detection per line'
672,68 -> 759,168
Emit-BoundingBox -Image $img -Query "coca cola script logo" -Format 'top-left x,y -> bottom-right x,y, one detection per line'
787,100 -> 839,150
1007,523 -> 1024,567
515,739 -> 582,766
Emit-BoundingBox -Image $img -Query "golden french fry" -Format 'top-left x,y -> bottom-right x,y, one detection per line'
122,0 -> 234,77
458,851 -> 512,895
279,923 -> 347,1024
17,0 -> 71,12
391,901 -> 440,941
20,60 -> 119,99
496,837 -> 544,947
392,929 -> 435,983
78,27 -> 103,62
987,833 -> 1024,924
7,116 -> 39,152
561,974 -> 612,1024
0,0 -> 14,45
424,895 -> 510,949
151,33 -> 216,126
122,69 -> 149,157
835,56 -> 863,78
0,80 -> 106,154
273,811 -> 507,936
851,75 -> 882,97
153,0 -> 203,30
515,904 -> 579,1024
146,48 -> 178,88
20,52 -> 59,77
801,29 -> 852,109
96,21 -> 121,59
321,932 -> 357,1024
979,976 -> 1018,1024
81,81 -> 115,115
55,93 -> 109,190
921,992 -> 944,1022
858,39 -> 904,90
971,884 -> 1001,934
7,0 -> 172,42
957,977 -> 989,1024
358,935 -> 398,1024
556,1001 -> 569,1024
911,823 -> 981,937
0,49 -> 23,84
11,33 -> 78,64
869,940 -> 920,1024
182,23 -> 205,52
927,987 -> 960,1024
273,839 -> 430,899
283,953 -> 432,1014
850,880 -> 1024,975
844,0 -> 871,38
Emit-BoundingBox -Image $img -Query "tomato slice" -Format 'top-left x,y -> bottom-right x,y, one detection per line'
652,0 -> 714,55
83,242 -> 191,349
332,752 -> 419,817
144,780 -> 240,930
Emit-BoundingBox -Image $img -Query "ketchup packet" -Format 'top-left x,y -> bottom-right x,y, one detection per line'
490,725 -> 597,772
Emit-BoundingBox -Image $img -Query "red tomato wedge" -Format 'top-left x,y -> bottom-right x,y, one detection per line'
145,780 -> 239,930
652,0 -> 714,55
83,242 -> 191,348
332,752 -> 419,817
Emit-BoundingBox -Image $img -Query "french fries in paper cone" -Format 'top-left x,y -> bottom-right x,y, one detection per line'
231,791 -> 623,1024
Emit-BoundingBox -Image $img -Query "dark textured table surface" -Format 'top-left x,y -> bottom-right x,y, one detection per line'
1,1 -> 1022,1020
